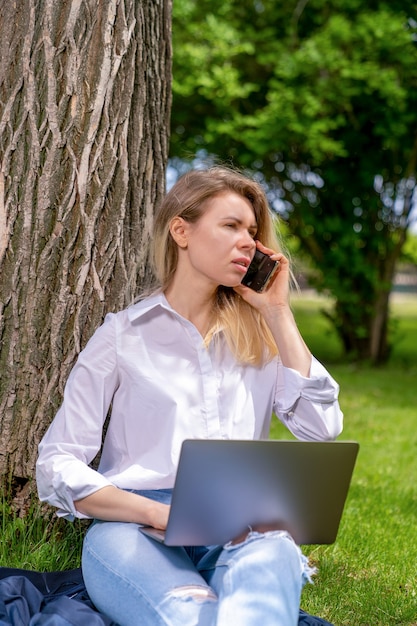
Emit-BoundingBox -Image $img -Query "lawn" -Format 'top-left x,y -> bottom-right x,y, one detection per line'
270,293 -> 417,625
1,293 -> 417,625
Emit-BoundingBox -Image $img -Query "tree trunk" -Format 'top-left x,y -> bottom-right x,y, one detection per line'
0,0 -> 172,506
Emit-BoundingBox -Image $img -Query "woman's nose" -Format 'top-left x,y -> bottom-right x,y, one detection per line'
239,231 -> 256,249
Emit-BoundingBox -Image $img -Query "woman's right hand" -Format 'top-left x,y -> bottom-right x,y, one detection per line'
148,499 -> 170,530
75,485 -> 170,529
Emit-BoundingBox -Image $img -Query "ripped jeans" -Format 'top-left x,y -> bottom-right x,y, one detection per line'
81,489 -> 314,626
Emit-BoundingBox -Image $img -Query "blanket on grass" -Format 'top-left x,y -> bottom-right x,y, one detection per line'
0,567 -> 333,625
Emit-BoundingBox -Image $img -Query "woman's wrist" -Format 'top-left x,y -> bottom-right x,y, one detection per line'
143,498 -> 170,530
260,302 -> 295,327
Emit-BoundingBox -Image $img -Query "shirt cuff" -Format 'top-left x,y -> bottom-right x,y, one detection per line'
276,356 -> 340,414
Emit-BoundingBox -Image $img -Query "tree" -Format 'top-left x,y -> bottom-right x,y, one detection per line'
170,0 -> 417,362
0,0 -> 171,505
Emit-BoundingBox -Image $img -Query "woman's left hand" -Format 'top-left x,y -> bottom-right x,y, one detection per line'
233,241 -> 290,313
234,241 -> 311,377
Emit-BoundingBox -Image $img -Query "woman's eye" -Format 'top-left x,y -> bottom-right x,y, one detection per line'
224,223 -> 257,238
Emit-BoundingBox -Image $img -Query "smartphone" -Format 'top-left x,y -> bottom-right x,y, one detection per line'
241,249 -> 279,292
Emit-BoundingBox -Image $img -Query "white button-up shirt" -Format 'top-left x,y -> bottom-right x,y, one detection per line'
36,292 -> 343,520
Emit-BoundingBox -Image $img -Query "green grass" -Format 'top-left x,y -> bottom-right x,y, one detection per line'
269,293 -> 417,625
0,501 -> 85,571
1,293 -> 417,624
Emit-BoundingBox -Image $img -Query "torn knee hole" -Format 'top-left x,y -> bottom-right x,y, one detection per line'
168,585 -> 217,602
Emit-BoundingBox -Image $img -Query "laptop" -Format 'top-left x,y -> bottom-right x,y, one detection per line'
140,439 -> 359,546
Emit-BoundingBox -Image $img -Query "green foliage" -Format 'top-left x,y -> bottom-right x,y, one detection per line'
171,0 -> 417,362
172,1 -> 417,170
402,231 -> 417,264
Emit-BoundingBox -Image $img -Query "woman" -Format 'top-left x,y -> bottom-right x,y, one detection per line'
37,167 -> 343,626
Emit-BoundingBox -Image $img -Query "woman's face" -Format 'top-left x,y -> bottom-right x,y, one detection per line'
179,191 -> 258,289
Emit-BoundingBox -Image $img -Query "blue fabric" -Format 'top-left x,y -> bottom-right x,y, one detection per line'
0,569 -> 116,625
0,567 -> 333,625
299,609 -> 333,626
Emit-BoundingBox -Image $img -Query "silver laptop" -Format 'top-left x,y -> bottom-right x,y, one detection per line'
140,439 -> 359,546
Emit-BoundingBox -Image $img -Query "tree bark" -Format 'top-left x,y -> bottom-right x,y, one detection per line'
0,0 -> 172,504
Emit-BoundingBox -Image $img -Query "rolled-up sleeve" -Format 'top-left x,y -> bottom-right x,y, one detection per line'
36,314 -> 119,520
273,356 -> 343,441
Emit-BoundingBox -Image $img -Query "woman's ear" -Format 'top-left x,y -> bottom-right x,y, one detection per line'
169,216 -> 189,248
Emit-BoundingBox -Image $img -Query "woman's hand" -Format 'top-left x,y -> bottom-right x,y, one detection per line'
234,241 -> 312,378
75,485 -> 170,528
233,241 -> 290,313
148,500 -> 171,530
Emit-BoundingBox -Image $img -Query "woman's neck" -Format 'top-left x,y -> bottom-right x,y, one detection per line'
164,280 -> 217,337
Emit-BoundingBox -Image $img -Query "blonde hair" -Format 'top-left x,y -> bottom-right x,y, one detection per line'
151,167 -> 284,366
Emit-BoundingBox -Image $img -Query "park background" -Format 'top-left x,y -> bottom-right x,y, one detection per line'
1,1 -> 417,624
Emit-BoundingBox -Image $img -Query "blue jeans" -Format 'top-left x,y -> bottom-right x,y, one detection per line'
81,490 -> 314,626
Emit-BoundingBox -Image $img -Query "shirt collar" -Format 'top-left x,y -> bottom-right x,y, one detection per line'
127,291 -> 174,322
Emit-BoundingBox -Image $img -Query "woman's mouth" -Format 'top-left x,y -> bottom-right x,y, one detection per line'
232,258 -> 250,273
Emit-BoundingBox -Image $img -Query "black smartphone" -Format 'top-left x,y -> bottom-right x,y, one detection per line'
241,249 -> 279,292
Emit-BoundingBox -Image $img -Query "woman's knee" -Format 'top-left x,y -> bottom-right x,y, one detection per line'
234,530 -> 316,585
219,530 -> 311,580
